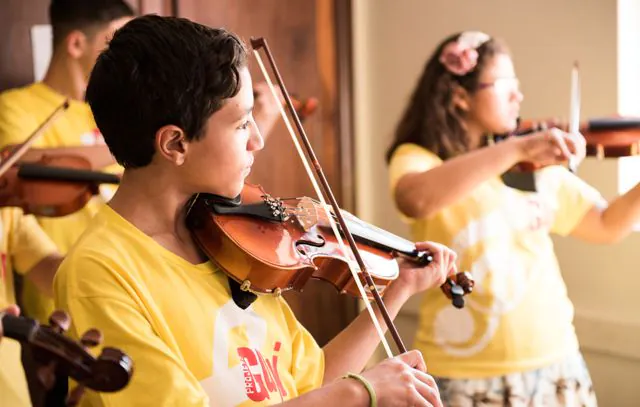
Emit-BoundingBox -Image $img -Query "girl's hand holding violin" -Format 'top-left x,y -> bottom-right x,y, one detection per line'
510,127 -> 586,169
393,241 -> 458,298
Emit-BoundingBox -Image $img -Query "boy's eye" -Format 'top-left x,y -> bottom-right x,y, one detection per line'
238,121 -> 250,130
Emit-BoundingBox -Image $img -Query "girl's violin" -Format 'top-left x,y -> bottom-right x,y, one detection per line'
2,310 -> 133,406
0,154 -> 120,217
186,183 -> 474,307
494,115 -> 640,173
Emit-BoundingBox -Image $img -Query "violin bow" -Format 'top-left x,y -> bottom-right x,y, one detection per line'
250,37 -> 401,357
0,100 -> 69,178
568,61 -> 580,172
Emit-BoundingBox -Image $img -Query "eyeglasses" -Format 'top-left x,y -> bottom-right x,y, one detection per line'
477,77 -> 520,94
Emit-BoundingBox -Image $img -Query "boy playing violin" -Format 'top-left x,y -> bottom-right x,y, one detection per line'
53,15 -> 458,407
0,0 -> 284,327
0,0 -> 135,324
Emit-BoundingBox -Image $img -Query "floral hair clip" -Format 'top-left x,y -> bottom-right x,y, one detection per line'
439,31 -> 491,76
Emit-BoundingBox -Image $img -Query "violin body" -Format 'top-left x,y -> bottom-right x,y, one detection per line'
187,183 -> 473,305
186,183 -> 409,298
0,154 -> 120,217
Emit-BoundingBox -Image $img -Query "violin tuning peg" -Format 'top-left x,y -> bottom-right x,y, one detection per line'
49,310 -> 71,333
79,328 -> 103,348
456,271 -> 475,294
450,284 -> 465,309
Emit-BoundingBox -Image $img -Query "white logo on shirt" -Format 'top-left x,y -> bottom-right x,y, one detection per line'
433,188 -> 552,356
200,300 -> 286,406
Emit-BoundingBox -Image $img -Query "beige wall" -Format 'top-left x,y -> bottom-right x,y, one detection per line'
352,0 -> 640,405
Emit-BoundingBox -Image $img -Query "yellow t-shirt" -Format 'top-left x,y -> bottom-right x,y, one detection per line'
0,208 -> 58,407
53,205 -> 325,406
388,143 -> 606,378
0,82 -> 114,322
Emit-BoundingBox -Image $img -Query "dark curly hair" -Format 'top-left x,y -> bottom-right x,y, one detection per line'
386,32 -> 509,162
86,15 -> 248,168
49,0 -> 135,48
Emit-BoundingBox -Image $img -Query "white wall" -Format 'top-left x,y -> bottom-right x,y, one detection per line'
352,1 -> 640,405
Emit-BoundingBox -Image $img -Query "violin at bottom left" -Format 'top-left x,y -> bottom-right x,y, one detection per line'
1,310 -> 133,406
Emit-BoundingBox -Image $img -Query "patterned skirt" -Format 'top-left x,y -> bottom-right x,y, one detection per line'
435,352 -> 597,407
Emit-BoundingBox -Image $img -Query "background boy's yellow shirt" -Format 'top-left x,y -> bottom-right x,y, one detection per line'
0,208 -> 58,407
389,143 -> 606,379
0,82 -> 116,322
54,205 -> 325,407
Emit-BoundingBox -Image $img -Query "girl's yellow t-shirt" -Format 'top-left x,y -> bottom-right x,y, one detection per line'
389,143 -> 605,378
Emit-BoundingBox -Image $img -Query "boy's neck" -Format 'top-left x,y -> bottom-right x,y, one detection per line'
109,168 -> 206,264
42,53 -> 86,101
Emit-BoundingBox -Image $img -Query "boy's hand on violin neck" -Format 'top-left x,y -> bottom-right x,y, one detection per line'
359,350 -> 442,407
253,81 -> 284,139
394,241 -> 458,298
513,127 -> 586,167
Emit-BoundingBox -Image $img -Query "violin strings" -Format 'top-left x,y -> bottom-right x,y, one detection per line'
253,48 -> 394,358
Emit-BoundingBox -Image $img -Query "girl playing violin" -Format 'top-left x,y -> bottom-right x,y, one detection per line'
54,15 -> 458,407
387,31 -> 640,406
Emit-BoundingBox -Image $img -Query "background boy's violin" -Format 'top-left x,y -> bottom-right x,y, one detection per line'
0,100 -> 121,217
0,154 -> 120,217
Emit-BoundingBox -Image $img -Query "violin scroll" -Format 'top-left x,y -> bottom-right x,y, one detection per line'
441,271 -> 475,309
2,310 -> 133,406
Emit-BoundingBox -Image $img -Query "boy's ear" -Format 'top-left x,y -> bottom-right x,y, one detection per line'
65,30 -> 88,59
156,125 -> 188,165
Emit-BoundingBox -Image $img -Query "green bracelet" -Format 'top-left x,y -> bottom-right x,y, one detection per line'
343,372 -> 377,407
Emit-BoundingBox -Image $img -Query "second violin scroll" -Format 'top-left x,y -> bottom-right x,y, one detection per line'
2,310 -> 133,406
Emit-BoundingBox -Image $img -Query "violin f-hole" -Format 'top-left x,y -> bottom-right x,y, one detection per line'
296,234 -> 326,249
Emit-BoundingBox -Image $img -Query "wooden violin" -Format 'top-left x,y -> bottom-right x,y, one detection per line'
504,116 -> 640,159
186,37 -> 473,357
1,310 -> 133,406
0,100 -> 120,217
0,154 -> 120,217
0,144 -> 117,171
186,183 -> 474,305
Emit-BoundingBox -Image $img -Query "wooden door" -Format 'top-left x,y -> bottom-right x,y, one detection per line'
177,0 -> 357,345
0,0 -> 50,91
